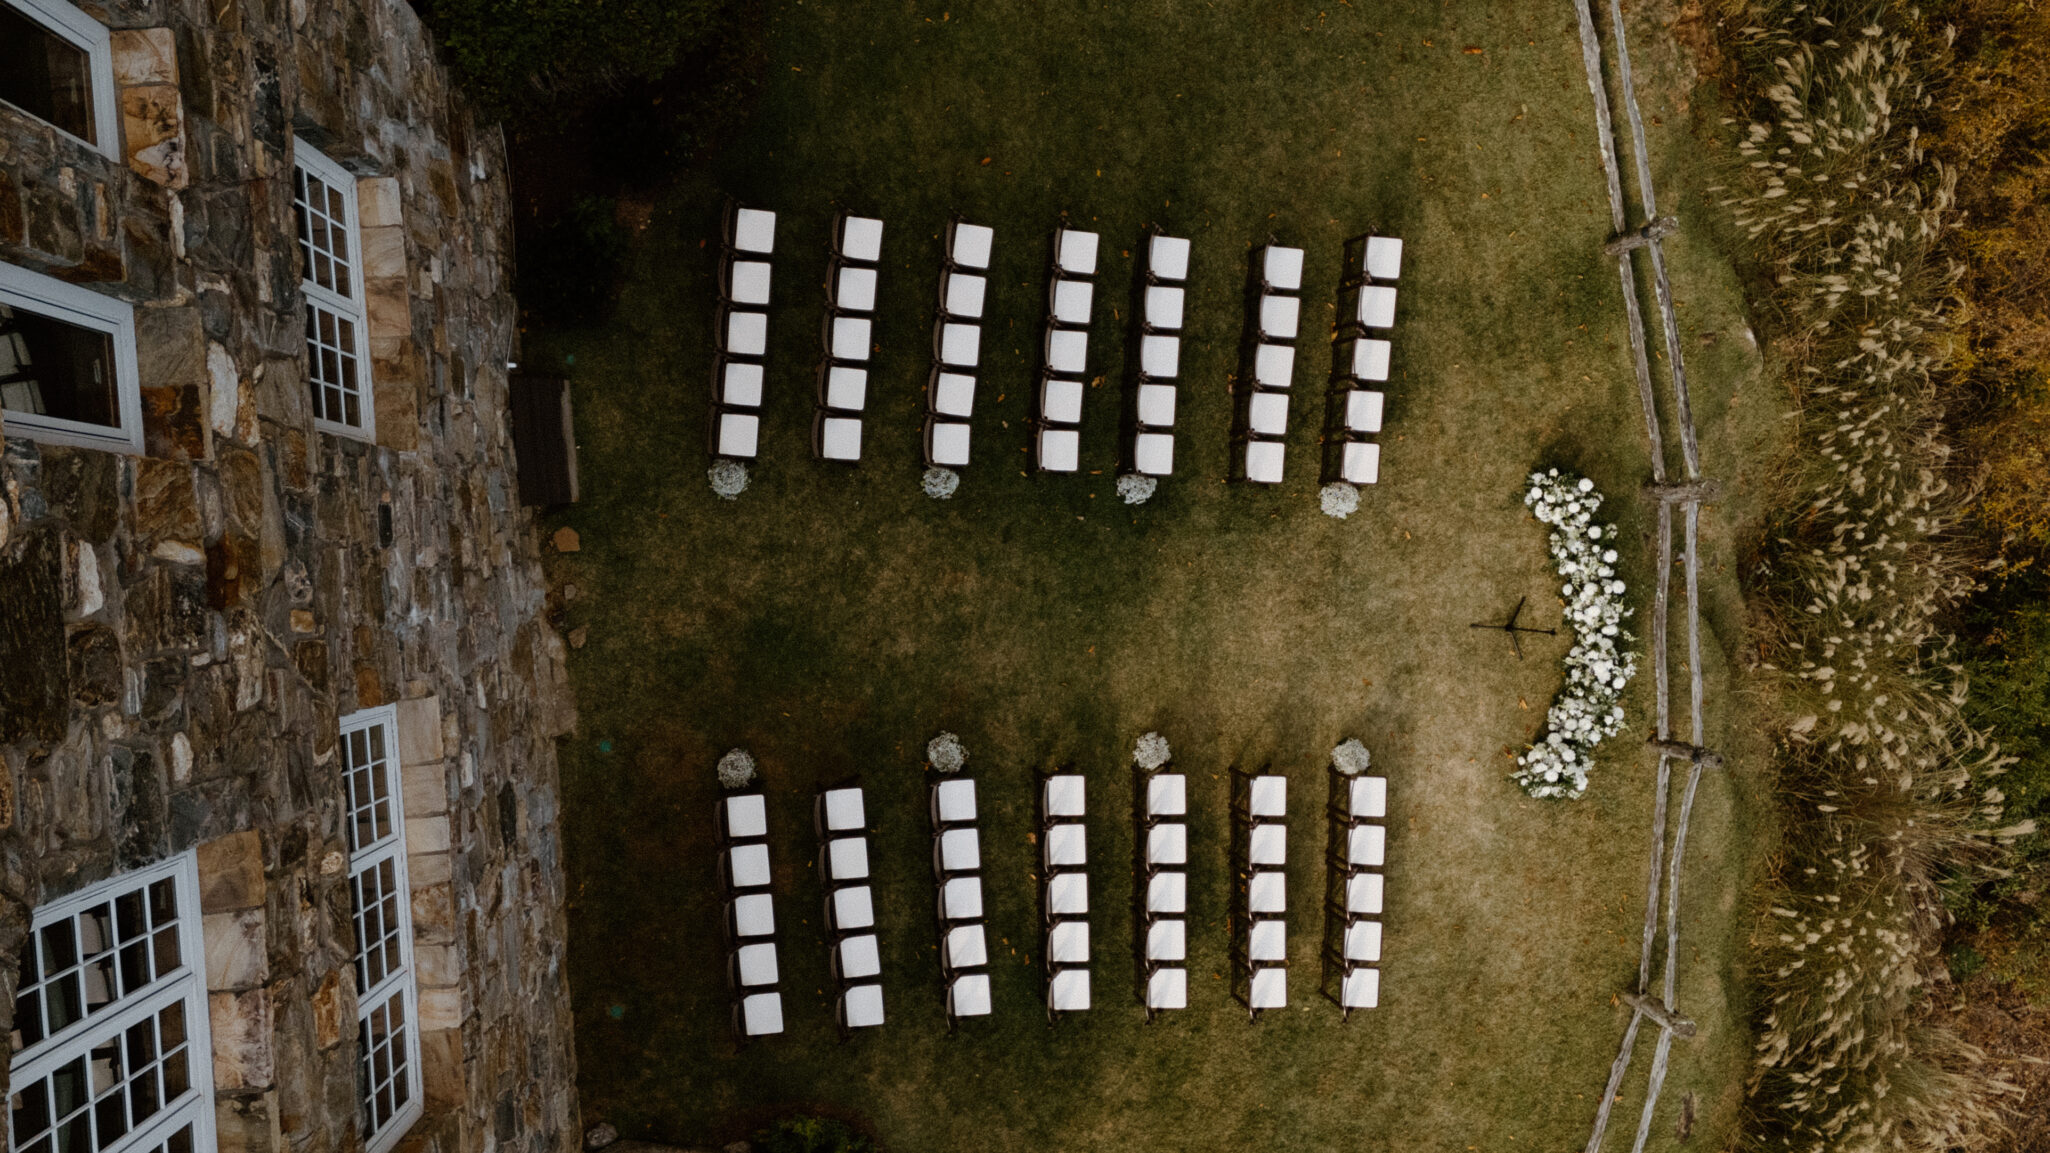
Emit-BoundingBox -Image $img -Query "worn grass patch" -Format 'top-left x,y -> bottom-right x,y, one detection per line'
539,1 -> 1779,1149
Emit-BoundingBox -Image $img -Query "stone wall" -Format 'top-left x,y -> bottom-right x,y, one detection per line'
0,0 -> 580,1150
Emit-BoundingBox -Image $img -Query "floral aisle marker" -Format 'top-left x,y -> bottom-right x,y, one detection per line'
717,747 -> 758,788
927,731 -> 967,773
1331,738 -> 1371,776
1320,483 -> 1361,520
1117,474 -> 1157,505
1133,731 -> 1171,769
1515,470 -> 1638,799
709,460 -> 749,500
922,467 -> 960,500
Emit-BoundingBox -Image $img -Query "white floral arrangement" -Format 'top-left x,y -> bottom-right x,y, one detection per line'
923,467 -> 960,500
1320,482 -> 1361,519
927,731 -> 967,773
1515,470 -> 1638,800
716,748 -> 758,788
1331,738 -> 1372,776
1117,474 -> 1157,505
709,460 -> 749,500
1133,731 -> 1171,770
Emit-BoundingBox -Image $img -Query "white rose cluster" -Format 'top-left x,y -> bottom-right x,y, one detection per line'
709,460 -> 749,500
927,731 -> 967,773
1331,738 -> 1372,777
1320,483 -> 1361,519
1133,731 -> 1172,770
923,467 -> 961,500
1514,470 -> 1638,800
716,748 -> 758,788
1117,474 -> 1157,505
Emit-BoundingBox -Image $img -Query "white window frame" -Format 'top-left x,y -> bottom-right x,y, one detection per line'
292,139 -> 377,444
339,705 -> 423,1153
0,0 -> 120,160
8,852 -> 217,1153
0,260 -> 143,453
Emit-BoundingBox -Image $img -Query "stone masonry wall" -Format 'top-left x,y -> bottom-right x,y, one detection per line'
0,0 -> 579,1150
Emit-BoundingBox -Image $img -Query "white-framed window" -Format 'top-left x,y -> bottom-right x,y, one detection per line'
0,260 -> 143,453
292,140 -> 376,443
0,0 -> 120,159
340,706 -> 422,1153
7,854 -> 216,1153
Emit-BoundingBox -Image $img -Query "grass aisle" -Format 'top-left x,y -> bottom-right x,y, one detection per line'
541,1 -> 1777,1148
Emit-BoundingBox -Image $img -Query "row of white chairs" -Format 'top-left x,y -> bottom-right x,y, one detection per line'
718,791 -> 785,1037
1327,772 -> 1390,1017
1042,773 -> 1092,1019
1234,774 -> 1290,1017
811,215 -> 888,464
1240,246 -> 1306,485
932,776 -> 994,1024
1141,769 -> 1190,1016
713,206 -> 779,461
816,786 -> 886,1032
1126,234 -> 1192,478
924,221 -> 996,469
1327,234 -> 1404,487
1033,228 -> 1102,474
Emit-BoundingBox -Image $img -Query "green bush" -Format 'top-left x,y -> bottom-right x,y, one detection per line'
514,196 -> 628,327
752,1116 -> 877,1153
1953,567 -> 2050,929
417,0 -> 728,119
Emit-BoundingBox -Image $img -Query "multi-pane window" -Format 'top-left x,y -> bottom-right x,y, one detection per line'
8,855 -> 214,1153
340,707 -> 421,1153
0,261 -> 142,452
0,0 -> 118,157
292,141 -> 375,441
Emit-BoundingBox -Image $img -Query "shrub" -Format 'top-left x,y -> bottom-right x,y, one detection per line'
515,196 -> 628,327
418,0 -> 729,120
752,1116 -> 876,1153
1952,569 -> 2050,932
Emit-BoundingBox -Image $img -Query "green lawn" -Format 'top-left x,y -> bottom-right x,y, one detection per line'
540,1 -> 1781,1149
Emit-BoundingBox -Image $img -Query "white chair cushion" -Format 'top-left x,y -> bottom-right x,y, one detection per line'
1342,965 -> 1381,1009
1349,776 -> 1388,819
1147,774 -> 1186,817
822,365 -> 867,412
940,876 -> 982,921
1144,285 -> 1184,330
1045,327 -> 1088,374
1044,822 -> 1086,869
825,836 -> 869,882
717,412 -> 759,459
837,933 -> 881,980
1148,965 -> 1188,1009
725,310 -> 768,357
1048,967 -> 1091,1011
1248,391 -> 1289,437
1146,918 -> 1186,962
740,990 -> 784,1035
1244,439 -> 1284,483
1344,390 -> 1384,435
1040,377 -> 1085,425
720,360 -> 764,409
950,972 -> 992,1017
1261,245 -> 1304,291
1133,432 -> 1174,477
1038,428 -> 1080,472
726,843 -> 771,889
950,222 -> 994,270
939,322 -> 981,368
834,265 -> 877,313
732,208 -> 776,254
1249,968 -> 1287,1009
1145,870 -> 1185,914
1345,920 -> 1384,963
1249,775 -> 1287,817
1252,343 -> 1295,388
1247,919 -> 1286,964
830,316 -> 872,361
1147,823 -> 1188,867
1355,284 -> 1398,329
841,982 -> 886,1028
1348,823 -> 1387,868
821,787 -> 865,831
1139,334 -> 1180,380
832,884 -> 875,930
938,827 -> 980,873
1247,870 -> 1285,914
839,215 -> 884,263
1048,920 -> 1090,965
927,420 -> 971,467
944,271 -> 986,319
945,923 -> 988,970
730,893 -> 774,938
931,372 -> 975,417
1149,235 -> 1191,281
735,942 -> 778,987
1366,235 -> 1403,281
1051,279 -> 1094,326
1055,228 -> 1099,276
723,794 -> 768,839
728,260 -> 771,305
1136,383 -> 1176,429
1259,294 -> 1300,340
1044,774 -> 1086,816
1341,441 -> 1381,485
934,778 -> 976,823
1345,338 -> 1393,382
1346,872 -> 1385,916
819,417 -> 862,462
1047,871 -> 1089,916
1248,823 -> 1286,866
